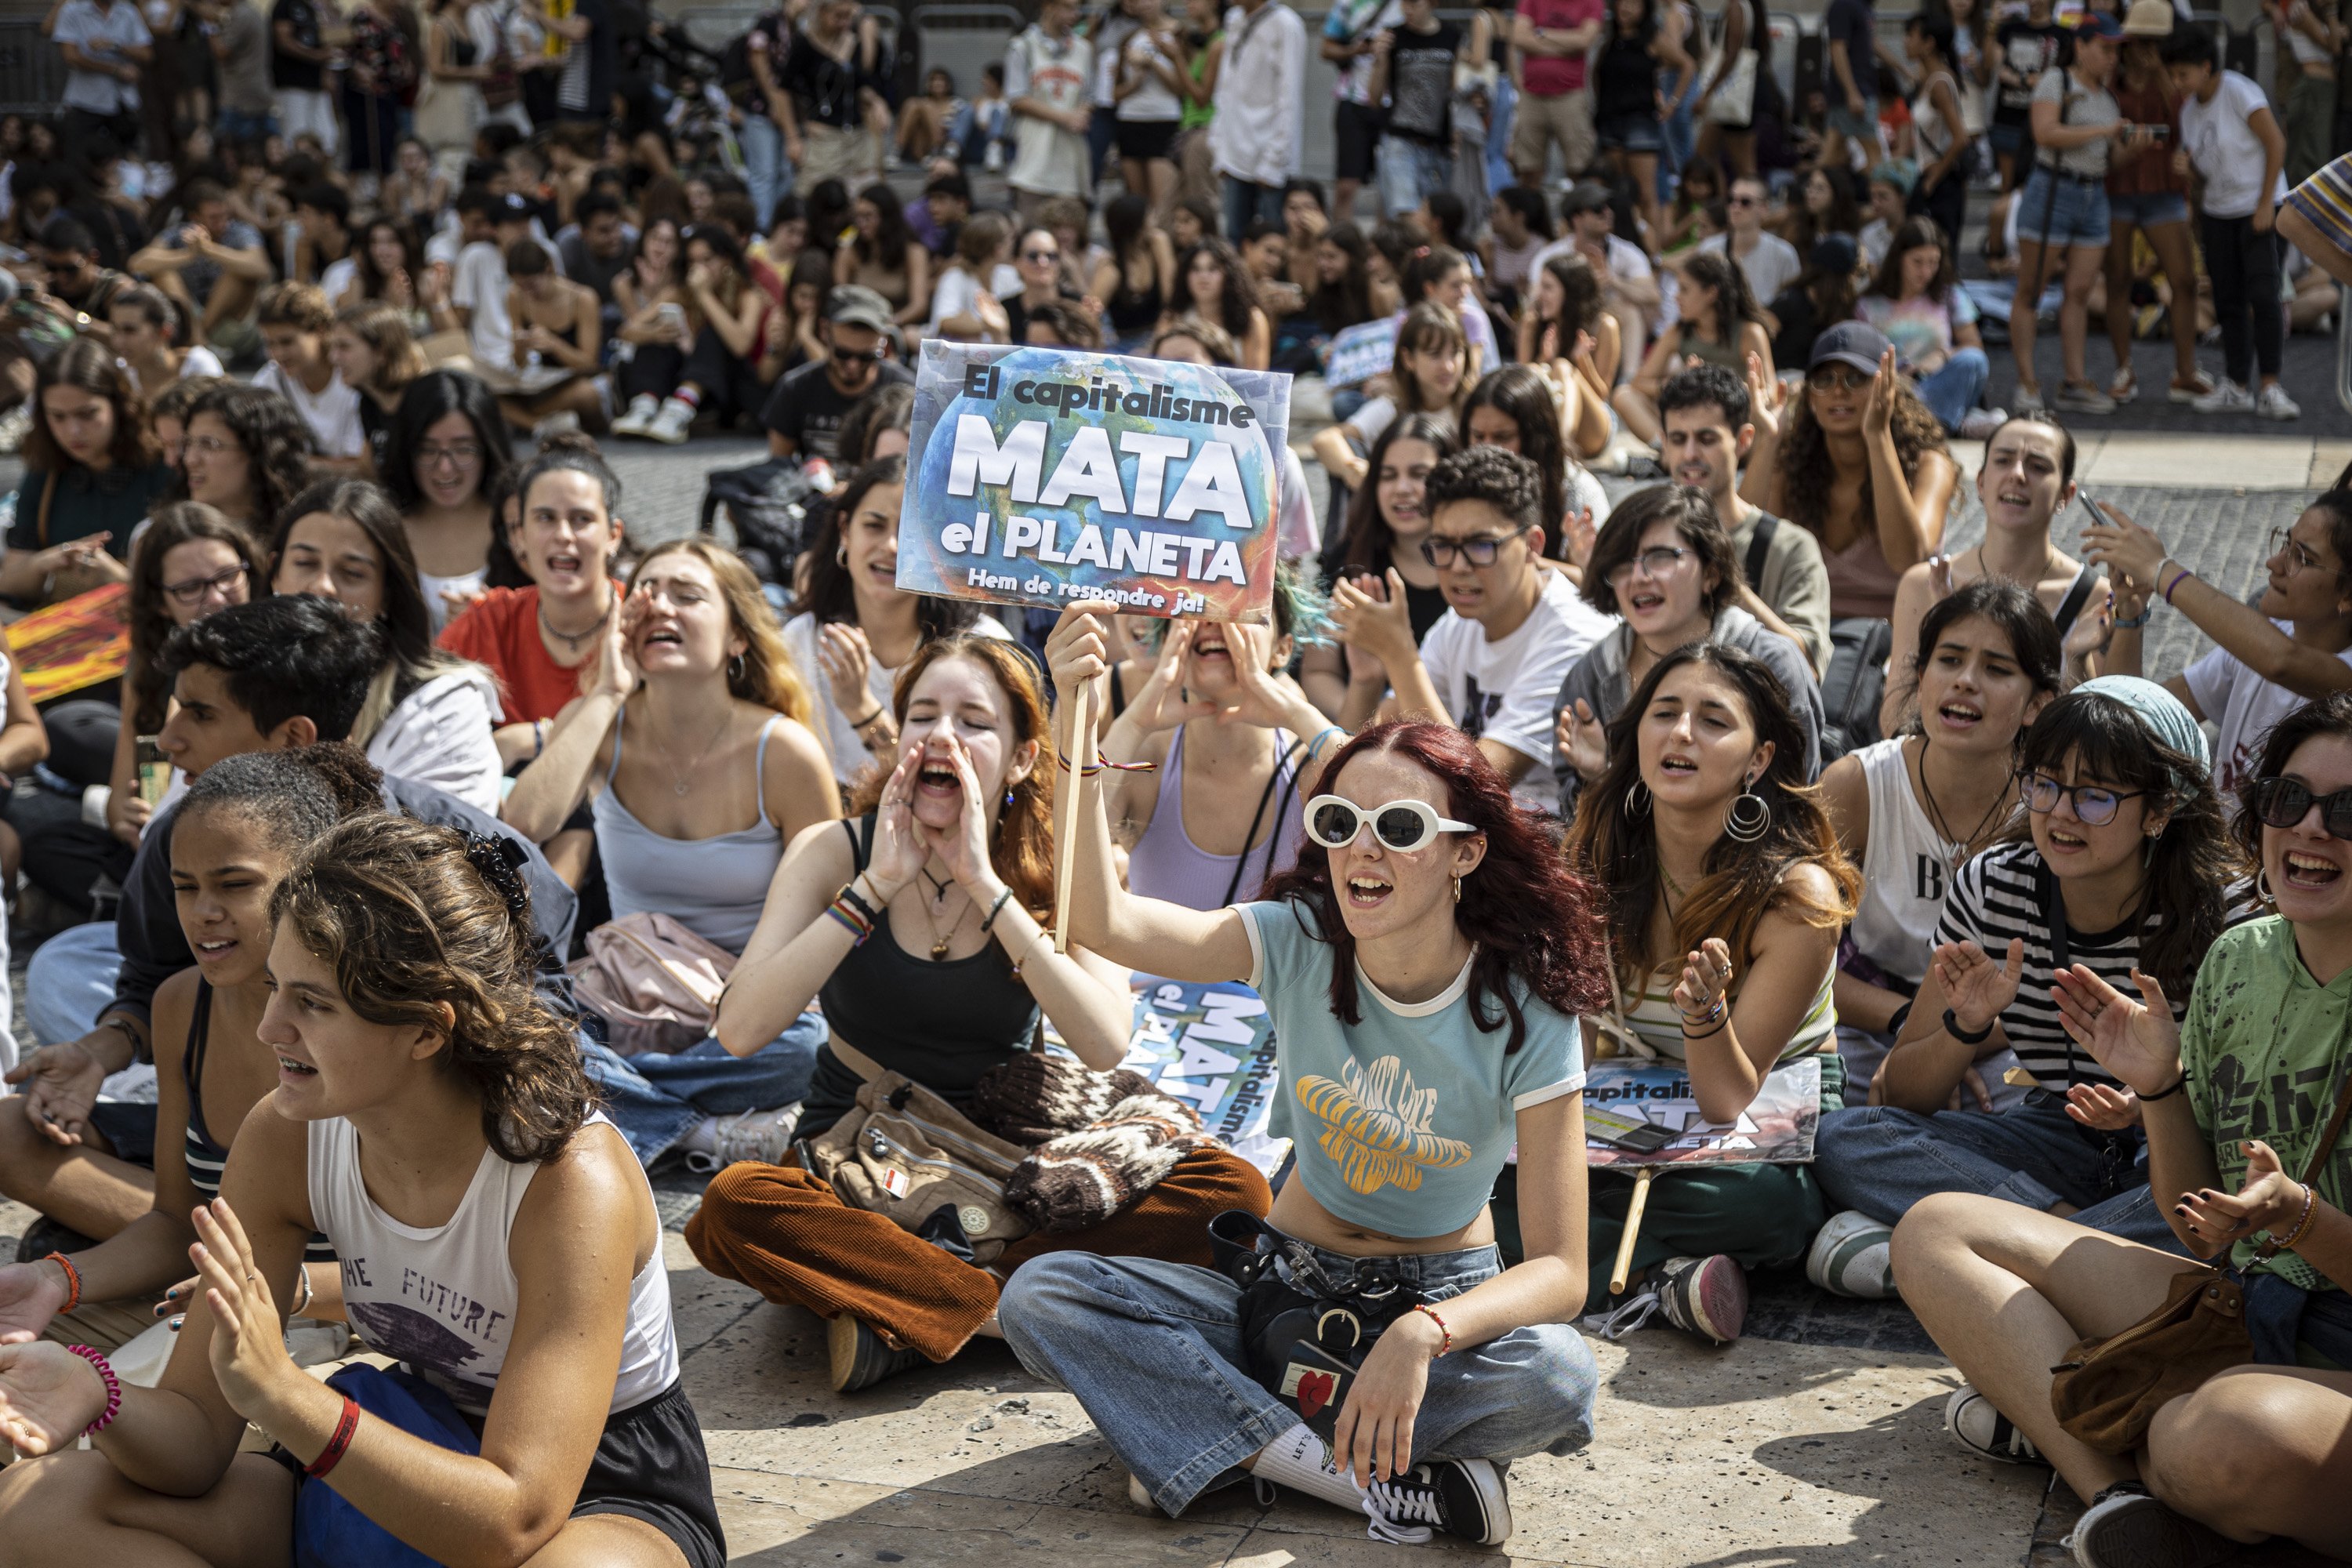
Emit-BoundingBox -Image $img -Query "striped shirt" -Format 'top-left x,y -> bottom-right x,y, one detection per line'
2286,151 -> 2352,260
1933,841 -> 2176,1091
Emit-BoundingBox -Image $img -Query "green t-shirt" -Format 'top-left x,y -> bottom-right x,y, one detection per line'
2179,916 -> 2352,1292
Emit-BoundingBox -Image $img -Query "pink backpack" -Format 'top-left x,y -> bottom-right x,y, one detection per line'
568,913 -> 738,1058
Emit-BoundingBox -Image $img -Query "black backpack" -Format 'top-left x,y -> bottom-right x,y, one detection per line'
699,456 -> 826,588
1817,615 -> 1893,765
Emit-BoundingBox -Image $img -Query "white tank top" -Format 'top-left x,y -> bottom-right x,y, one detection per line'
307,1111 -> 679,1417
1849,739 -> 1965,987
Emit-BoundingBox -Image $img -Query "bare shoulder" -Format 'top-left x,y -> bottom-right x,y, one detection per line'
1770,858 -> 1844,910
514,1120 -> 655,1272
152,966 -> 201,1070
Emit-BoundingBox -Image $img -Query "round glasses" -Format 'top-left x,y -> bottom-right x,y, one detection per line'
1305,795 -> 1475,853
2020,772 -> 2147,827
1606,545 -> 1693,587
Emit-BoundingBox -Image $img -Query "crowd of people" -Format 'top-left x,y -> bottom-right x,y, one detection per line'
0,0 -> 2337,1563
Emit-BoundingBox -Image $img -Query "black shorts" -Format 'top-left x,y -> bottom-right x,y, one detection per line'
1334,97 -> 1387,181
86,1102 -> 158,1167
1115,116 -> 1178,162
572,1381 -> 728,1568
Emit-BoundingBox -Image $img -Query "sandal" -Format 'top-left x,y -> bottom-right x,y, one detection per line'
2107,365 -> 2136,404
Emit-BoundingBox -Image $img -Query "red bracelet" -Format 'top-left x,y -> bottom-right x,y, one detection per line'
42,1251 -> 81,1313
66,1345 -> 120,1436
1410,1302 -> 1453,1356
306,1396 -> 361,1479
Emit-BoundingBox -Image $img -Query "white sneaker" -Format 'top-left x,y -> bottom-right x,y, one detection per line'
682,1102 -> 802,1172
2191,377 -> 2253,413
1806,1209 -> 1900,1299
531,409 -> 582,442
610,393 -> 659,437
1956,406 -> 2010,440
1944,1383 -> 2045,1465
2011,384 -> 2046,416
2255,382 -> 2301,421
646,396 -> 695,445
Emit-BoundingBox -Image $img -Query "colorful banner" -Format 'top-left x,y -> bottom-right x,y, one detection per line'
1046,976 -> 1288,1178
1581,1057 -> 1821,1167
896,340 -> 1290,624
6,582 -> 129,703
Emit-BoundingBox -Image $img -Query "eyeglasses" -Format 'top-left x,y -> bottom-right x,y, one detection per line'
832,343 -> 888,365
184,435 -> 236,456
1806,365 -> 1872,392
2267,525 -> 2321,575
1305,795 -> 1476,853
1420,525 -> 1530,568
2249,776 -> 2352,839
2020,771 -> 2147,827
418,441 -> 481,469
1606,545 -> 1694,586
1727,194 -> 1759,207
162,563 -> 245,606
1020,247 -> 1059,263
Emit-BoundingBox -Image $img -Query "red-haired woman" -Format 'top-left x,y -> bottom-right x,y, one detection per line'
685,632 -> 1271,1394
1005,604 -> 1606,1550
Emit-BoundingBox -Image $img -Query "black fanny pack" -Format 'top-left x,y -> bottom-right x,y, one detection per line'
1208,1210 -> 1426,1445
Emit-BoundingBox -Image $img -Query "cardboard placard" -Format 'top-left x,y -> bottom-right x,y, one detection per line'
1582,1057 -> 1822,1167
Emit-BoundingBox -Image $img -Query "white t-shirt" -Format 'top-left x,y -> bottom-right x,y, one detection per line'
2183,627 -> 2352,808
1004,26 -> 1094,198
1699,230 -> 1804,307
252,359 -> 365,459
1417,570 -> 1614,812
452,239 -> 514,368
2179,71 -> 2289,220
365,666 -> 506,815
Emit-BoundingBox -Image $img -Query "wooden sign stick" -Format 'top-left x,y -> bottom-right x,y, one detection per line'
1608,1167 -> 1657,1296
1051,678 -> 1095,955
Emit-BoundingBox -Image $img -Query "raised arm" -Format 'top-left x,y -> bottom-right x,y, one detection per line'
1860,350 -> 1953,572
499,601 -> 637,843
1673,867 -> 1842,1123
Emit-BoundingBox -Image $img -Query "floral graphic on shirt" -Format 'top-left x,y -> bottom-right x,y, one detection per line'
1295,1055 -> 1473,1194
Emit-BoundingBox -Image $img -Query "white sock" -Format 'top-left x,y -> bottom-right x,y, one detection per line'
1250,1421 -> 1364,1512
676,1115 -> 720,1157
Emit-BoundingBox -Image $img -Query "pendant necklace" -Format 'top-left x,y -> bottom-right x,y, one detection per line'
662,708 -> 735,798
919,894 -> 971,960
1917,737 -> 2008,871
919,867 -> 953,905
539,594 -> 613,653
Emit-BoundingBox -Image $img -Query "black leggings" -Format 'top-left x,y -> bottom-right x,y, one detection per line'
2201,212 -> 2283,386
619,325 -> 768,423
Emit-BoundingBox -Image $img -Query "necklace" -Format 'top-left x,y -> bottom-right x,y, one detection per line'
1973,540 -> 2062,593
539,594 -> 613,653
659,706 -> 735,798
916,889 -> 972,960
919,866 -> 952,905
1916,736 -> 2010,870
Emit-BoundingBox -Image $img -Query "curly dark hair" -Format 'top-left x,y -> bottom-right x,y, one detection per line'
167,381 -> 315,529
1581,484 -> 1740,619
793,455 -> 983,640
1177,238 -> 1262,344
1776,371 -> 1947,542
272,815 -> 596,1164
24,337 -> 160,476
1260,720 -> 1611,1051
1422,444 -> 1546,537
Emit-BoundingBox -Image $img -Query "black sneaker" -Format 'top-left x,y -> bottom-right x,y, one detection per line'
826,1312 -> 925,1393
1656,1254 -> 1749,1345
15,1215 -> 95,1265
2065,1483 -> 2234,1568
1360,1457 -> 1513,1547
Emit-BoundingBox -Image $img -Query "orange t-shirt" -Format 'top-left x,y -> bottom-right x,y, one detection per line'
437,584 -> 613,724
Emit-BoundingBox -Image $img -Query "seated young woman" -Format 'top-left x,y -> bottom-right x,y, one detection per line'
326,300 -> 427,481
1311,303 -> 1472,502
0,747 -> 369,1350
170,379 -> 317,546
105,505 -> 268,854
0,340 -> 174,608
1893,691 -> 2352,1566
1004,619 -> 1602,1546
687,633 -> 1270,1393
1464,365 -> 1612,553
0,815 -> 725,1568
503,538 -> 838,1170
611,225 -> 775,445
269,477 -> 506,814
1518,252 -> 1620,456
781,456 -> 1008,793
1299,412 -> 1461,717
1559,641 -> 1857,1344
1820,583 -> 2060,1108
1814,679 -> 2241,1290
1881,413 -> 2130,736
1612,250 -> 1773,448
388,369 -> 526,633
1554,486 -> 1824,821
1095,567 -> 1334,910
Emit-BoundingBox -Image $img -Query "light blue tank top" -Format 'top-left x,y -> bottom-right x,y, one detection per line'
592,711 -> 785,955
1123,725 -> 1306,912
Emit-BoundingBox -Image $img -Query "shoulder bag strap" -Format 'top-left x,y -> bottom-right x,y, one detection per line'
1743,512 -> 1778,592
1222,735 -> 1304,908
2052,565 -> 2099,636
2034,858 -> 2078,1083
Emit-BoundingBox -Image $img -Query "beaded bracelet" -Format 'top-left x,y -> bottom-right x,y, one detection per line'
2274,1184 -> 2320,1251
66,1345 -> 119,1436
1410,1303 -> 1453,1356
42,1252 -> 81,1313
307,1396 -> 361,1479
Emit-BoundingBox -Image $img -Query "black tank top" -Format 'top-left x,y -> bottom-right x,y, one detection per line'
1107,255 -> 1165,335
186,982 -> 336,1262
1595,30 -> 1657,122
804,815 -> 1044,1138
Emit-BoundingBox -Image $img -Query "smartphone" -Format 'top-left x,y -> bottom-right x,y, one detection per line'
2142,124 -> 2170,140
135,735 -> 169,805
1585,1106 -> 1679,1153
2078,488 -> 2113,528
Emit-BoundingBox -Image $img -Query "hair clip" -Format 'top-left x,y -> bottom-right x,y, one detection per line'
459,832 -> 533,921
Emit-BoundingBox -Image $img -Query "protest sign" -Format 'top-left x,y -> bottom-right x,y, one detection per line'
896,340 -> 1291,624
1046,976 -> 1289,1178
1582,1057 -> 1821,1168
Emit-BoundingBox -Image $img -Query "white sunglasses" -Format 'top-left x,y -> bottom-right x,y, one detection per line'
1305,795 -> 1476,853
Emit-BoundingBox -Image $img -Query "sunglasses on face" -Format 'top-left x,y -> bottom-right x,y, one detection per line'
1305,795 -> 1475,853
2250,776 -> 2352,838
1021,247 -> 1059,263
1419,525 -> 1529,568
832,343 -> 887,365
163,563 -> 245,606
1727,194 -> 1759,206
2020,771 -> 2146,827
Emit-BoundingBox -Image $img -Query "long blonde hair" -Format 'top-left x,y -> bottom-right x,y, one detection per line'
626,537 -> 812,725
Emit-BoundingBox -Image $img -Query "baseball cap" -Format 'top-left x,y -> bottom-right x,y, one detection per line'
1808,321 -> 1893,376
2121,0 -> 2173,35
825,284 -> 896,333
1562,180 -> 1616,217
1809,233 -> 1858,278
2074,11 -> 2124,40
491,192 -> 532,226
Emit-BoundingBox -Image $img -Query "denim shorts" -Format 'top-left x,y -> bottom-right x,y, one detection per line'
1827,102 -> 1877,141
1989,120 -> 2027,159
2016,169 -> 2111,249
1598,111 -> 1665,154
2107,189 -> 2188,230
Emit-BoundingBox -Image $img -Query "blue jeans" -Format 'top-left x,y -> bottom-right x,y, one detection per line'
2016,169 -> 2111,249
1814,1091 -> 2185,1250
1377,136 -> 1453,217
1657,66 -> 1696,197
579,1010 -> 825,1166
1482,76 -> 1516,197
999,1240 -> 1598,1517
1222,176 -> 1283,245
25,921 -> 120,1050
1914,346 -> 1990,433
216,107 -> 278,143
739,114 -> 790,233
